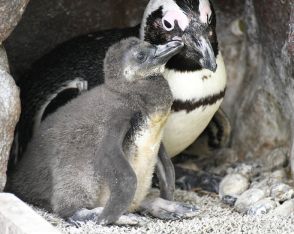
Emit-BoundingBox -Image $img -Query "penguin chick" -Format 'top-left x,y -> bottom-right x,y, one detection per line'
6,38 -> 198,225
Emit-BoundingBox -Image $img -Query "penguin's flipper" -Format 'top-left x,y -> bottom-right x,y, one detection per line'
207,107 -> 231,148
156,143 -> 175,201
95,111 -> 137,225
183,107 -> 231,158
67,207 -> 148,226
139,197 -> 199,220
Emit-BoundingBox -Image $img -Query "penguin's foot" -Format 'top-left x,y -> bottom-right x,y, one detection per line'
175,165 -> 221,193
67,208 -> 102,227
139,197 -> 199,220
67,207 -> 148,226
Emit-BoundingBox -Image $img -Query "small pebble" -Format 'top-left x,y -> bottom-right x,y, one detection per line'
235,188 -> 266,213
247,197 -> 278,216
271,199 -> 294,217
222,195 -> 237,206
219,173 -> 249,200
270,169 -> 287,181
270,183 -> 294,202
250,180 -> 271,197
227,163 -> 261,178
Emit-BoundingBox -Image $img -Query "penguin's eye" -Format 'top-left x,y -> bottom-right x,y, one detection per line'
163,20 -> 173,30
136,51 -> 147,63
162,19 -> 175,31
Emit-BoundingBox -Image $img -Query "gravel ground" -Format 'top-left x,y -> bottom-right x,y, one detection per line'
34,189 -> 294,234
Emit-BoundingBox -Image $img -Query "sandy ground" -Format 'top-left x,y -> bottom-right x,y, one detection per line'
34,189 -> 294,234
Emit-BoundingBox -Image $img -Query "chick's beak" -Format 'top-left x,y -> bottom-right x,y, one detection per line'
154,40 -> 184,64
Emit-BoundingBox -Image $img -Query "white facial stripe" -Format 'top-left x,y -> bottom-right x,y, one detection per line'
199,0 -> 212,24
162,10 -> 189,31
140,0 -> 189,39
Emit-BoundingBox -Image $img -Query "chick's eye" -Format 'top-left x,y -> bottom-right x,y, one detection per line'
136,51 -> 147,62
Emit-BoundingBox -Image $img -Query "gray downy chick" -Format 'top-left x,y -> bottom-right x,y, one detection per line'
5,38 -> 198,225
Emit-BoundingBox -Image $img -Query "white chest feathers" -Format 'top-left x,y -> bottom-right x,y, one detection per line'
128,112 -> 169,211
163,53 -> 227,157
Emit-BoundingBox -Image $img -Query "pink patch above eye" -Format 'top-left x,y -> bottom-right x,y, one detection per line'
162,10 -> 189,31
199,0 -> 212,24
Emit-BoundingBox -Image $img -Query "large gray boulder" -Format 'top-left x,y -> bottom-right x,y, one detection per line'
231,0 -> 293,160
4,0 -> 148,78
0,193 -> 61,234
0,0 -> 30,42
0,46 -> 20,191
0,0 -> 29,191
213,0 -> 293,164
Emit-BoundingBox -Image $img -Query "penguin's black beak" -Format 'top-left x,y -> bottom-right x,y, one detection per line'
194,36 -> 217,72
154,40 -> 184,64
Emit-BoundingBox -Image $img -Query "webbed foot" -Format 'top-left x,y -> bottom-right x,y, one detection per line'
67,207 -> 147,226
140,197 -> 198,220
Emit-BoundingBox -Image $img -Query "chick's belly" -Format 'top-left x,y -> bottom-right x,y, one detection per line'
163,100 -> 223,157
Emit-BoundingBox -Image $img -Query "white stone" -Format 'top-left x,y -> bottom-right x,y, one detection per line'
0,193 -> 61,234
271,199 -> 294,217
219,173 -> 249,199
247,197 -> 278,216
270,183 -> 294,202
235,188 -> 266,213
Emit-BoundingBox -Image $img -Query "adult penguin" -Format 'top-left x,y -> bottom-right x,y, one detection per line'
13,0 -> 229,191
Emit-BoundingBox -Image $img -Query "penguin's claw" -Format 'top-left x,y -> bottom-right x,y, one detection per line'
67,207 -> 101,225
66,218 -> 83,228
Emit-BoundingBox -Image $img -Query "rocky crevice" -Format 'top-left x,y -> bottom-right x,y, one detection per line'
0,0 -> 28,191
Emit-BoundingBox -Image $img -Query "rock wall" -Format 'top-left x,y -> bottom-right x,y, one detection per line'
0,0 -> 29,41
4,0 -> 148,79
231,0 -> 293,161
209,0 -> 293,165
0,0 -> 28,191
